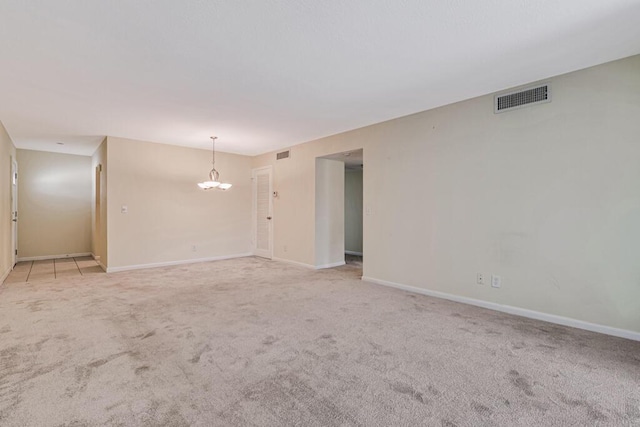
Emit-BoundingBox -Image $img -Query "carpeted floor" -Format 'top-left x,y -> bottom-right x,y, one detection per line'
345,254 -> 363,268
0,257 -> 638,426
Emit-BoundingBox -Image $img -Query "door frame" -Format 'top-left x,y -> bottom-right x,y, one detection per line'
252,165 -> 273,259
94,164 -> 101,261
10,157 -> 18,267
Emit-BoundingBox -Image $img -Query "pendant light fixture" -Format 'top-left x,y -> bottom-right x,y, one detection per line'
197,136 -> 232,191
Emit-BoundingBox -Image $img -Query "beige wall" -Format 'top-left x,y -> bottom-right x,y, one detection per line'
345,170 -> 363,254
4,55 -> 638,334
315,159 -> 344,267
16,149 -> 91,259
252,136 -> 363,266
106,136 -> 252,269
91,138 -> 108,268
253,55 -> 640,333
0,121 -> 16,282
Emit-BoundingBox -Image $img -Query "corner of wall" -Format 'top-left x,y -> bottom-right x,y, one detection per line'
91,137 -> 108,269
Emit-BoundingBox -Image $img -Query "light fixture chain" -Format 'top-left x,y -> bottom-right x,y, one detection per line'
211,136 -> 216,167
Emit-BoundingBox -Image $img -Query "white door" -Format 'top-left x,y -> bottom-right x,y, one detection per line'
252,166 -> 273,259
10,158 -> 18,267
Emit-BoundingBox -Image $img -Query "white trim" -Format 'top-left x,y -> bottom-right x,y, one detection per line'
315,260 -> 346,269
252,165 -> 274,259
271,257 -> 345,270
345,251 -> 363,256
90,253 -> 107,272
17,252 -> 92,262
362,276 -> 640,342
313,261 -> 345,270
106,253 -> 252,273
272,256 -> 316,269
1,267 -> 11,285
10,157 -> 18,268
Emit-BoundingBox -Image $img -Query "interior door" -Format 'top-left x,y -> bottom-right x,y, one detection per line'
94,165 -> 101,260
10,158 -> 18,267
252,166 -> 273,259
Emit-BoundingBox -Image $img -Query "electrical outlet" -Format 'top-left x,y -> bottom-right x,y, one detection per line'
121,205 -> 128,214
477,273 -> 484,285
491,275 -> 501,288
283,245 -> 288,253
191,245 -> 197,252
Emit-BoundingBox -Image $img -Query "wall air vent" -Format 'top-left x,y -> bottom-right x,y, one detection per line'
494,83 -> 550,113
276,150 -> 290,160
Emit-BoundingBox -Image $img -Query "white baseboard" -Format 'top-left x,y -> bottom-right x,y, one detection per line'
272,257 -> 316,269
90,254 -> 107,272
1,267 -> 11,285
271,257 -> 345,270
106,253 -> 253,273
362,276 -> 640,342
316,260 -> 346,269
17,252 -> 92,262
97,261 -> 107,272
345,251 -> 363,256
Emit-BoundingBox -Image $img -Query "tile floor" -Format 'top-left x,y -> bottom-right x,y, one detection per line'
4,256 -> 104,283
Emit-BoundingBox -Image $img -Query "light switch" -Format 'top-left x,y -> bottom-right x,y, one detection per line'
121,205 -> 128,214
491,275 -> 501,288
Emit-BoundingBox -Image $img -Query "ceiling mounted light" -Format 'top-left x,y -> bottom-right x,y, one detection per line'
197,136 -> 232,191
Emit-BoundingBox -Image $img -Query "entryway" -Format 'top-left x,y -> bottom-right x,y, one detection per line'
315,149 -> 364,271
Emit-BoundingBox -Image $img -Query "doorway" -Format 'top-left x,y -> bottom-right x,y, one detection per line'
252,166 -> 273,259
316,149 -> 363,270
344,158 -> 363,267
10,157 -> 18,267
94,164 -> 101,262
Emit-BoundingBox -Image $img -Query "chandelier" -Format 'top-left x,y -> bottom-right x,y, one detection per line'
197,136 -> 232,190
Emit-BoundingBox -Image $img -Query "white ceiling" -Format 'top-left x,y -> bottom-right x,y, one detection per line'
0,1 -> 639,156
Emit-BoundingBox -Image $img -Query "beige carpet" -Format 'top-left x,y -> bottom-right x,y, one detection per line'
0,257 -> 638,426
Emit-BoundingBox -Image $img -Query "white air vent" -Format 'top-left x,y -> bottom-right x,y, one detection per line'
495,83 -> 550,113
276,150 -> 290,160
